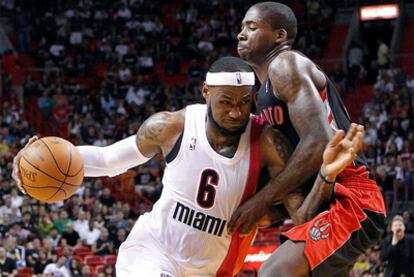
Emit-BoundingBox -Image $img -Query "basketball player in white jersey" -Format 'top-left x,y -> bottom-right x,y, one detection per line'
13,57 -> 364,277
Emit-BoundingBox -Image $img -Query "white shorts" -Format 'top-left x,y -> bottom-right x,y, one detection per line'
116,240 -> 179,277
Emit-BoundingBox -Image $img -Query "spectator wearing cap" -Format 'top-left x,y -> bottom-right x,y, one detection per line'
380,215 -> 414,277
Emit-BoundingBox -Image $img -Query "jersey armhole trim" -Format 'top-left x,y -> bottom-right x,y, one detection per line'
165,132 -> 184,164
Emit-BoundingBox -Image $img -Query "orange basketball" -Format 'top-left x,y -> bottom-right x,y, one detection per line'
19,136 -> 84,203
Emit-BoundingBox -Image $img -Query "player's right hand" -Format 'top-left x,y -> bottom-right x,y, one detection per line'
11,136 -> 39,194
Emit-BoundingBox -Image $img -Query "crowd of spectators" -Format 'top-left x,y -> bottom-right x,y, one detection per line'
0,0 -> 413,276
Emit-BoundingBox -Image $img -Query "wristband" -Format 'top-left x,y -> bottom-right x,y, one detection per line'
319,170 -> 335,185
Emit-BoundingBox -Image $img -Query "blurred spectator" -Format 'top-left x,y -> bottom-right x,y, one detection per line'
351,253 -> 370,276
8,61 -> 26,113
10,188 -> 23,208
54,210 -> 72,234
83,221 -> 101,246
113,228 -> 127,251
60,223 -> 80,247
33,250 -> 50,274
92,227 -> 113,256
99,188 -> 115,208
49,228 -> 61,248
380,215 -> 414,277
36,215 -> 54,237
69,258 -> 82,277
0,245 -> 17,276
377,40 -> 389,70
38,91 -> 56,118
43,256 -> 70,277
403,210 -> 414,234
80,264 -> 92,277
348,41 -> 364,85
102,264 -> 115,277
5,236 -> 26,267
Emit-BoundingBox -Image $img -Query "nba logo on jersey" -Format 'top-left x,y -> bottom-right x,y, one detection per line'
190,137 -> 197,150
236,72 -> 242,84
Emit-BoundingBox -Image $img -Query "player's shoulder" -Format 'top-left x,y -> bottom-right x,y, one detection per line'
269,50 -> 313,76
150,108 -> 185,127
142,108 -> 185,142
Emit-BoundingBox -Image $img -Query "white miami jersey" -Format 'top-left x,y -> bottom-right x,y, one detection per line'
127,104 -> 262,276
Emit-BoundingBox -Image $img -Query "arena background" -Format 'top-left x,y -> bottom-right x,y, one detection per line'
0,0 -> 413,276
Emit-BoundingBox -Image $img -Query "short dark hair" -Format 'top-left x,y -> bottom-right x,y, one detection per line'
253,2 -> 298,43
209,56 -> 252,73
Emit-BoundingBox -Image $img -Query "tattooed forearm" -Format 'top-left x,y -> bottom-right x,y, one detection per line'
272,130 -> 293,163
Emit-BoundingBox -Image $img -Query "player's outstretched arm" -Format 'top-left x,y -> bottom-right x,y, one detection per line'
295,123 -> 364,224
12,109 -> 185,193
76,109 -> 184,178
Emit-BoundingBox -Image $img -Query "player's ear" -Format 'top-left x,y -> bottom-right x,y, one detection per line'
275,28 -> 288,44
202,82 -> 210,102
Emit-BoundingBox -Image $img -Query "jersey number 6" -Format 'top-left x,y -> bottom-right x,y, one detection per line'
196,169 -> 219,209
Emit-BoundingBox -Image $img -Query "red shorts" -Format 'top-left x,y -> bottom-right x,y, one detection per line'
282,166 -> 386,276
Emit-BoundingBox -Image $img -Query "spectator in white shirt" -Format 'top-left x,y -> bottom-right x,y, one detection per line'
73,210 -> 90,240
43,256 -> 71,277
10,188 -> 23,209
83,221 -> 101,246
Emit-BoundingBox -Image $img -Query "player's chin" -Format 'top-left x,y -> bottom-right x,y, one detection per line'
237,49 -> 250,60
224,124 -> 245,133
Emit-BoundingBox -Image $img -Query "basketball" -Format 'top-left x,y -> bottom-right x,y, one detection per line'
18,137 -> 84,203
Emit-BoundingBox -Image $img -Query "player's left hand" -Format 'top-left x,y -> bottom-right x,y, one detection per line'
321,123 -> 364,180
11,136 -> 39,194
227,196 -> 267,235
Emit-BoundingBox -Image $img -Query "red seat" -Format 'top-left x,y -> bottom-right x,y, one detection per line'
85,255 -> 104,266
73,245 -> 90,254
104,254 -> 117,265
73,246 -> 92,260
17,267 -> 33,277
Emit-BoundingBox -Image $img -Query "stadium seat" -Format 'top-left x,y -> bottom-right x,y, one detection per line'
73,246 -> 92,259
85,255 -> 104,266
104,254 -> 117,265
17,267 -> 33,277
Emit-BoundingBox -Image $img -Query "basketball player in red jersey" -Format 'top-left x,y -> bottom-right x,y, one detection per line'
228,2 -> 386,276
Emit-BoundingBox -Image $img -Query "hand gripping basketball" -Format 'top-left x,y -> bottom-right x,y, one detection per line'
12,136 -> 84,203
12,136 -> 39,194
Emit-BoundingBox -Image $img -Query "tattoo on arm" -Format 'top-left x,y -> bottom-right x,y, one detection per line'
137,112 -> 172,144
271,130 -> 293,163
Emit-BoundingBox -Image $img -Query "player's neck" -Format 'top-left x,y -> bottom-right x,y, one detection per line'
252,44 -> 291,83
206,122 -> 241,158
